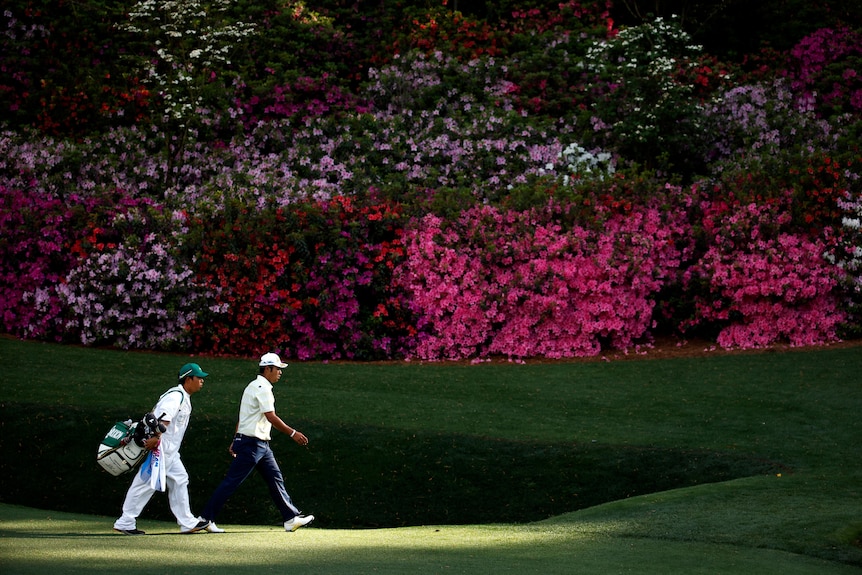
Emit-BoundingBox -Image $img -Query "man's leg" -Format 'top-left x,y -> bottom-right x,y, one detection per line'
256,443 -> 301,521
164,456 -> 201,531
113,471 -> 155,531
201,436 -> 259,522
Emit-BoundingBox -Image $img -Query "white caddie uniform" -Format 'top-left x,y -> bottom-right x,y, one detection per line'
113,385 -> 200,531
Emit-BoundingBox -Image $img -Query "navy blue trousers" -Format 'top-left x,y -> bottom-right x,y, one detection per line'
202,434 -> 300,522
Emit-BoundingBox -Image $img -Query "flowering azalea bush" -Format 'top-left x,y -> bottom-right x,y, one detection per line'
0,185 -> 78,340
0,127 -> 167,201
702,78 -> 844,172
183,196 -> 413,359
683,199 -> 846,348
57,232 -> 207,350
0,185 -> 172,342
784,26 -> 862,118
0,2 -> 861,360
827,189 -> 862,335
396,187 -> 694,360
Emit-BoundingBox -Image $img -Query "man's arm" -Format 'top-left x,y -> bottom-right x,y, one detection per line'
143,418 -> 168,450
264,411 -> 308,446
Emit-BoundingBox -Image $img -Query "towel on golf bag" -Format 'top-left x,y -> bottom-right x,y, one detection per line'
138,446 -> 166,491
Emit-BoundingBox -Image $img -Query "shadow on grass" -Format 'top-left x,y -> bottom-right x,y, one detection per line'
0,403 -> 783,529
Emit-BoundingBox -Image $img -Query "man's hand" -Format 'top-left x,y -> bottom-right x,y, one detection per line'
144,435 -> 160,450
291,430 -> 309,446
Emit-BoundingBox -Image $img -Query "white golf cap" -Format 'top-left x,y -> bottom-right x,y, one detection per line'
259,352 -> 288,368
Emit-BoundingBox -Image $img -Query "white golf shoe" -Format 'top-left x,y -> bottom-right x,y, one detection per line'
206,522 -> 226,533
284,515 -> 314,532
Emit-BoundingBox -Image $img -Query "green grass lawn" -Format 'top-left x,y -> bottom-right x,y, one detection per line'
1,337 -> 861,574
2,503 -> 861,575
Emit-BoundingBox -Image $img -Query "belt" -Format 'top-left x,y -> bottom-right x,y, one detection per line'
235,433 -> 267,442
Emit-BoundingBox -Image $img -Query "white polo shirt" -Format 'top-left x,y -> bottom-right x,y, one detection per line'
152,384 -> 192,455
237,375 -> 276,440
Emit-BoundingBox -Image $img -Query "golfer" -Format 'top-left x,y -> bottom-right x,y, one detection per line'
200,352 -> 314,532
113,363 -> 213,535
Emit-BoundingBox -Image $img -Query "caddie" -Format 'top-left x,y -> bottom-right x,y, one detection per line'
112,362 -> 214,535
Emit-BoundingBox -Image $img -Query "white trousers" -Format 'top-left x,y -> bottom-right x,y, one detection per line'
113,451 -> 199,531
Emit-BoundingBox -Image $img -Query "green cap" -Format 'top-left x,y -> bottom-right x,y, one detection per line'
179,363 -> 208,379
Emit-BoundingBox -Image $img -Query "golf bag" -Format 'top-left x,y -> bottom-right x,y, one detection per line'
97,413 -> 165,476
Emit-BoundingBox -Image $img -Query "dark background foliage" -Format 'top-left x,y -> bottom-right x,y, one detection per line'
3,0 -> 861,138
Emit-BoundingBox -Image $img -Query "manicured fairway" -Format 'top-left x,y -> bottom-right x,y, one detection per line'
1,503 -> 860,575
0,338 -> 860,573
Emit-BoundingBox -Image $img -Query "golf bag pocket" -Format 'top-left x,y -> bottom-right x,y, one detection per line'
97,420 -> 147,476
